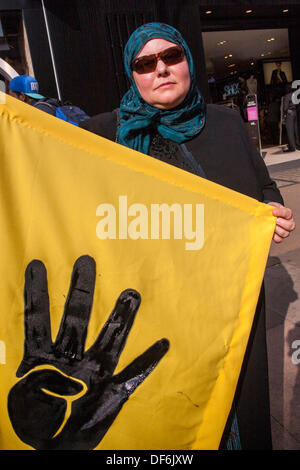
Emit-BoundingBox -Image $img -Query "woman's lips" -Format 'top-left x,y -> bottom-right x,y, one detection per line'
156,82 -> 175,89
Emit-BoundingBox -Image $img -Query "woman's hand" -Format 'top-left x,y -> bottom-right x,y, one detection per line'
268,202 -> 296,243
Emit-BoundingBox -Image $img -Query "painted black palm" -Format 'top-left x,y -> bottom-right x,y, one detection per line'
8,256 -> 169,450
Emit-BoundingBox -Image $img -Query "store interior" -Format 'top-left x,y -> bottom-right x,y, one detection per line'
202,28 -> 292,149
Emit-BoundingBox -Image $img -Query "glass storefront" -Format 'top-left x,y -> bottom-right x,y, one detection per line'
202,28 -> 291,149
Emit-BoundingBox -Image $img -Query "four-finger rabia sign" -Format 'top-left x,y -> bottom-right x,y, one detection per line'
0,93 -> 275,450
8,256 -> 169,450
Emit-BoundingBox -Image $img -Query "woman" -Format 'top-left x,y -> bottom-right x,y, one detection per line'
80,22 -> 295,449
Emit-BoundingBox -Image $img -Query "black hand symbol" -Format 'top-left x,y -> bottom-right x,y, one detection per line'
8,256 -> 169,450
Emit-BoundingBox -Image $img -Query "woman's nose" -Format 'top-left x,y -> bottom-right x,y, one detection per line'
156,58 -> 169,75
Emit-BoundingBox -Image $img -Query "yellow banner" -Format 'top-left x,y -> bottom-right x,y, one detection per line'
0,93 -> 275,450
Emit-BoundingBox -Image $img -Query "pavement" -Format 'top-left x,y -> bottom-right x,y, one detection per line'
262,145 -> 300,450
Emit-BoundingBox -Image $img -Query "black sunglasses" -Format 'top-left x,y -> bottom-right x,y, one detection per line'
131,46 -> 185,74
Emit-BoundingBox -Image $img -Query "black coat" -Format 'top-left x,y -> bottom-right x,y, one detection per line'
80,104 -> 283,449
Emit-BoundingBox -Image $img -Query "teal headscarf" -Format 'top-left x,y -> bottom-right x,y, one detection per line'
117,22 -> 206,155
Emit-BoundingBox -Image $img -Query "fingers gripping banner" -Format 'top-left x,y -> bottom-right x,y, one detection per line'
0,94 -> 275,450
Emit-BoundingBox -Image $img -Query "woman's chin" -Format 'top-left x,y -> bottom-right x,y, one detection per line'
151,95 -> 186,110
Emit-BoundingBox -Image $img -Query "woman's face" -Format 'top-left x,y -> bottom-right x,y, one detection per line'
132,38 -> 191,110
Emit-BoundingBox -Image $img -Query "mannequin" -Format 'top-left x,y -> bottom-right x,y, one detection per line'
247,75 -> 257,95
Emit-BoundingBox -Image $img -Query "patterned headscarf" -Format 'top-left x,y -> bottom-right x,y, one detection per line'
116,22 -> 206,155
